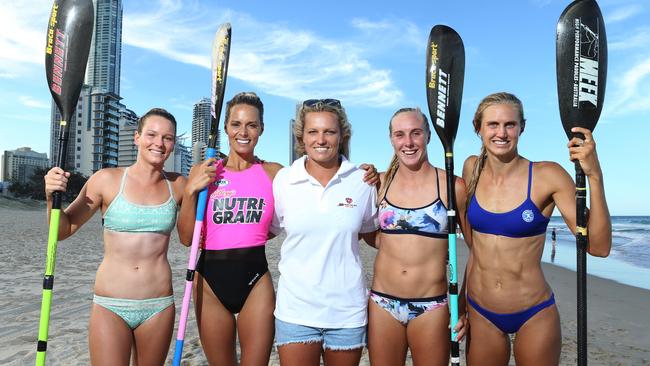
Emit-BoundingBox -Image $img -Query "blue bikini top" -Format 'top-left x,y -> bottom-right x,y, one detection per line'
467,161 -> 550,238
378,168 -> 449,239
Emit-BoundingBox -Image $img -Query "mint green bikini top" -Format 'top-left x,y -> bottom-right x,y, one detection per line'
103,168 -> 177,234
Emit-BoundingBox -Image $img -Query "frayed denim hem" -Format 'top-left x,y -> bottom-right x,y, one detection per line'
275,337 -> 323,348
323,342 -> 366,351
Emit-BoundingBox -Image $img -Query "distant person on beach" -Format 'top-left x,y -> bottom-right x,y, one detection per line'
462,92 -> 612,365
368,107 -> 469,365
551,227 -> 557,263
178,93 -> 378,365
271,99 -> 378,366
44,108 -> 185,365
551,227 -> 557,243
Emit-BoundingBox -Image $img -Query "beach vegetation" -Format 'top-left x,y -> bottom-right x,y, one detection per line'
8,167 -> 88,202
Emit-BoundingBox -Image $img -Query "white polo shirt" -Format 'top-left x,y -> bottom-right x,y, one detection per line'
271,156 -> 378,328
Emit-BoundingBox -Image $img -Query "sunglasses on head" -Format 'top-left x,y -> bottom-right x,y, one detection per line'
302,98 -> 341,108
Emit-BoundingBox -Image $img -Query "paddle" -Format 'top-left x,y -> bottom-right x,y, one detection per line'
425,24 -> 465,366
36,1 -> 94,365
556,1 -> 607,365
172,23 -> 231,366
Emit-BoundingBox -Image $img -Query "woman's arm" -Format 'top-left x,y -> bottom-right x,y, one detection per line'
44,167 -> 105,240
460,156 -> 478,247
262,161 -> 284,241
567,127 -> 612,257
546,127 -> 612,257
359,163 -> 380,187
177,159 -> 217,246
359,231 -> 377,248
454,175 -> 471,248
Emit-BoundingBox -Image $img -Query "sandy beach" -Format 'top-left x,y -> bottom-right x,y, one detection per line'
1,202 -> 648,365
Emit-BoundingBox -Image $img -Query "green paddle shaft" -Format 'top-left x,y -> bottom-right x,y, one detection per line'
36,209 -> 60,366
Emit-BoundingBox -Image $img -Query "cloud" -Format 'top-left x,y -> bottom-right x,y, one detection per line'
610,26 -> 650,51
19,96 -> 50,109
603,56 -> 650,117
350,18 -> 423,50
0,1 -> 50,76
0,72 -> 19,79
606,4 -> 643,24
123,1 -> 403,107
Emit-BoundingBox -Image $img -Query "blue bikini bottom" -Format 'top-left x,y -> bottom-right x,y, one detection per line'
467,293 -> 555,334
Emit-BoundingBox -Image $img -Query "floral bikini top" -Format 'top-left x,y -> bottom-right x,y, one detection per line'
378,168 -> 448,239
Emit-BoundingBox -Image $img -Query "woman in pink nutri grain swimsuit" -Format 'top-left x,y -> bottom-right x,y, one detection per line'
178,92 -> 281,365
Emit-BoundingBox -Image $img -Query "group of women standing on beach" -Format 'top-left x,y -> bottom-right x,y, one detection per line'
44,90 -> 612,366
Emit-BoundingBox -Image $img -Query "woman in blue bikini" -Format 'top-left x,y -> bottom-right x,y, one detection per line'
461,92 -> 612,365
44,108 -> 185,365
368,107 -> 469,365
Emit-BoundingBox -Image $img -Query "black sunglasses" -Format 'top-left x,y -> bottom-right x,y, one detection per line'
302,98 -> 341,108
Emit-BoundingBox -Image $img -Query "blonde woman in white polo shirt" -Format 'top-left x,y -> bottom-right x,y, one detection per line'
271,99 -> 379,366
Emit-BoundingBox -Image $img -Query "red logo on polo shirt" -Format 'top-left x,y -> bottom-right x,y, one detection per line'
338,197 -> 356,208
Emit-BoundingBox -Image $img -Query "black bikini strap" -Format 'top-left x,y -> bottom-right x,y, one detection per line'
382,166 -> 398,202
435,168 -> 442,201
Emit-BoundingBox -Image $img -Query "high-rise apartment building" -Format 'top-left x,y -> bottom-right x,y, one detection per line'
50,0 -> 124,177
118,107 -> 139,167
290,103 -> 301,163
1,147 -> 49,184
192,98 -> 211,146
50,85 -> 91,173
85,0 -> 123,94
191,97 -> 215,163
165,133 -> 192,176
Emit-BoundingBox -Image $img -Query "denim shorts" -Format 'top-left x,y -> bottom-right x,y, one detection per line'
275,318 -> 367,351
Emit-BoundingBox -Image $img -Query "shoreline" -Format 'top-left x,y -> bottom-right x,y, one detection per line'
0,206 -> 648,365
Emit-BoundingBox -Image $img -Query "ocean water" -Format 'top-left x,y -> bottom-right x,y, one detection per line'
542,216 -> 650,291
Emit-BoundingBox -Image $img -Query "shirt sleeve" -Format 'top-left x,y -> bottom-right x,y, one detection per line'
270,169 -> 285,235
360,185 -> 379,234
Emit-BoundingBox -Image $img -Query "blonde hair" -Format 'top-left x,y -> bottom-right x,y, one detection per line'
293,101 -> 351,159
378,107 -> 431,202
466,92 -> 526,205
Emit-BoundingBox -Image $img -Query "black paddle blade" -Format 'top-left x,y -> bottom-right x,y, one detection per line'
209,23 -> 232,149
45,0 -> 94,123
426,25 -> 465,154
556,0 -> 607,139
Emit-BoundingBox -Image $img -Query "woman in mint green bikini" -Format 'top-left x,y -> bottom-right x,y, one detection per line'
44,108 -> 186,365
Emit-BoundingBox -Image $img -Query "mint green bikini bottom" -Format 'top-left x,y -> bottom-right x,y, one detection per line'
93,294 -> 174,329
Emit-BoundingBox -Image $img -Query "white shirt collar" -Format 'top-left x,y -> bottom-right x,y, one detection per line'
288,155 -> 356,184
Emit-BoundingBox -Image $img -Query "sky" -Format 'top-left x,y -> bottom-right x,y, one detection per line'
0,0 -> 648,215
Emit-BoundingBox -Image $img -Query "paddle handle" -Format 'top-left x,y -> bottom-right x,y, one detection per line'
575,161 -> 588,366
52,117 -> 72,209
172,147 -> 216,366
36,114 -> 72,365
444,154 -> 460,366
